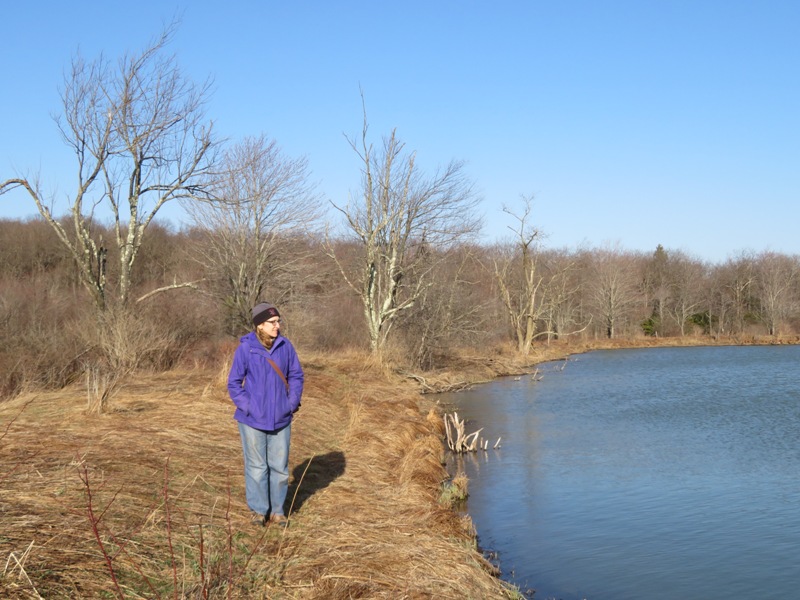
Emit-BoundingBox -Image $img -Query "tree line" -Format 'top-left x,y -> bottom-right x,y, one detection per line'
2,211 -> 798,392
2,26 -> 798,404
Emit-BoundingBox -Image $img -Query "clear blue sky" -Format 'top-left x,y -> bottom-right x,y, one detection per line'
2,1 -> 798,263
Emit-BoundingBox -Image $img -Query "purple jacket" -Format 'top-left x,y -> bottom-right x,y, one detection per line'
227,332 -> 304,431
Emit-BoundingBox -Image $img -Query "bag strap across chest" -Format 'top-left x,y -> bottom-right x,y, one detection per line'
265,356 -> 289,393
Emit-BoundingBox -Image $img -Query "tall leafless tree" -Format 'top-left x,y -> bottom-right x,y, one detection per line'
665,251 -> 707,336
754,251 -> 799,336
587,245 -> 643,338
715,251 -> 757,335
326,105 -> 481,358
186,135 -> 321,334
492,195 -> 548,354
399,247 -> 488,369
1,25 -> 217,311
539,249 -> 585,343
491,196 -> 586,353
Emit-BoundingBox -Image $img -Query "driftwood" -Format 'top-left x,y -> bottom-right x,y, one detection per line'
444,412 -> 481,452
444,412 -> 501,453
401,372 -> 471,393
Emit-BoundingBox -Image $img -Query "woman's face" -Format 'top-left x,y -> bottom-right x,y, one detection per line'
256,317 -> 281,338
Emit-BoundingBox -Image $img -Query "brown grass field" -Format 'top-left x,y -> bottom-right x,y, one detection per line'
1,346 -> 525,599
1,335 -> 794,598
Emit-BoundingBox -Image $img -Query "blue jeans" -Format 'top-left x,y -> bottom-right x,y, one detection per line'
237,421 -> 291,517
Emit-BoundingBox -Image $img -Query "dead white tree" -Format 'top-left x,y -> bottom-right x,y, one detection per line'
493,196 -> 545,354
0,24 -> 217,310
492,195 -> 585,354
326,100 -> 481,359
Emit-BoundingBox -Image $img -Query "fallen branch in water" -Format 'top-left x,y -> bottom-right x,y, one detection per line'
444,412 -> 503,452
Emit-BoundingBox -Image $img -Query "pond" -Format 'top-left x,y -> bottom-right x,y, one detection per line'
442,345 -> 800,600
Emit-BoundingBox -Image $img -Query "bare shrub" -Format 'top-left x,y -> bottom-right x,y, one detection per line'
0,276 -> 87,399
135,288 -> 221,370
76,304 -> 187,412
287,283 -> 367,353
396,248 -> 490,370
0,217 -> 71,278
83,363 -> 123,414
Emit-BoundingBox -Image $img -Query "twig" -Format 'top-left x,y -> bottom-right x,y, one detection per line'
1,397 -> 35,442
77,460 -> 161,599
321,573 -> 394,586
78,463 -> 125,600
3,541 -> 44,599
277,454 -> 316,552
163,457 -> 178,599
135,279 -> 205,304
226,476 -> 233,600
198,524 -> 207,600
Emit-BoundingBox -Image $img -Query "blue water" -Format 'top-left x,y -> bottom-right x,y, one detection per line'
442,346 -> 800,600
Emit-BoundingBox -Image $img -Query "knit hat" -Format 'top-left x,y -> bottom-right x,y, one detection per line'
252,302 -> 280,327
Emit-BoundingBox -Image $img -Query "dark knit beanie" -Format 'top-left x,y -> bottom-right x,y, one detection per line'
252,302 -> 280,327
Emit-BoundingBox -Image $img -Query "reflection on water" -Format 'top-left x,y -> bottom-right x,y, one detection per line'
442,346 -> 800,600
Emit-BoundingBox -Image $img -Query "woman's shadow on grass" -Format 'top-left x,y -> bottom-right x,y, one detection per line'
286,450 -> 346,514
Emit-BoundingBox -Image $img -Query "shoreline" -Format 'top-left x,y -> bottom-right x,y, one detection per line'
419,334 -> 800,389
424,335 -> 800,597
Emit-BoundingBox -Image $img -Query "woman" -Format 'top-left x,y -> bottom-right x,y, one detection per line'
227,302 -> 304,527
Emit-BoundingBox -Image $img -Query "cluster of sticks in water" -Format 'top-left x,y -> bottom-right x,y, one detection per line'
443,412 -> 501,453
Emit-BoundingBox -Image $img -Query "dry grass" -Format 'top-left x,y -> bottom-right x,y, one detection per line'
0,352 -> 517,599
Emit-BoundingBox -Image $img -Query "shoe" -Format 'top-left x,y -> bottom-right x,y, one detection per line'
251,512 -> 266,527
269,513 -> 289,528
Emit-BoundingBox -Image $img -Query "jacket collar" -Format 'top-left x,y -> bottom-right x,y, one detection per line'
244,331 -> 284,353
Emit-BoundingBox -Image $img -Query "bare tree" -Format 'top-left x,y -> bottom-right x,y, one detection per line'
539,248 -> 585,343
492,195 -> 548,355
186,135 -> 321,334
754,251 -> 799,336
713,251 -> 757,335
1,25 -> 217,310
326,107 -> 481,358
704,264 -> 728,336
587,245 -> 643,338
665,251 -> 707,336
491,196 -> 587,353
399,247 -> 488,369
